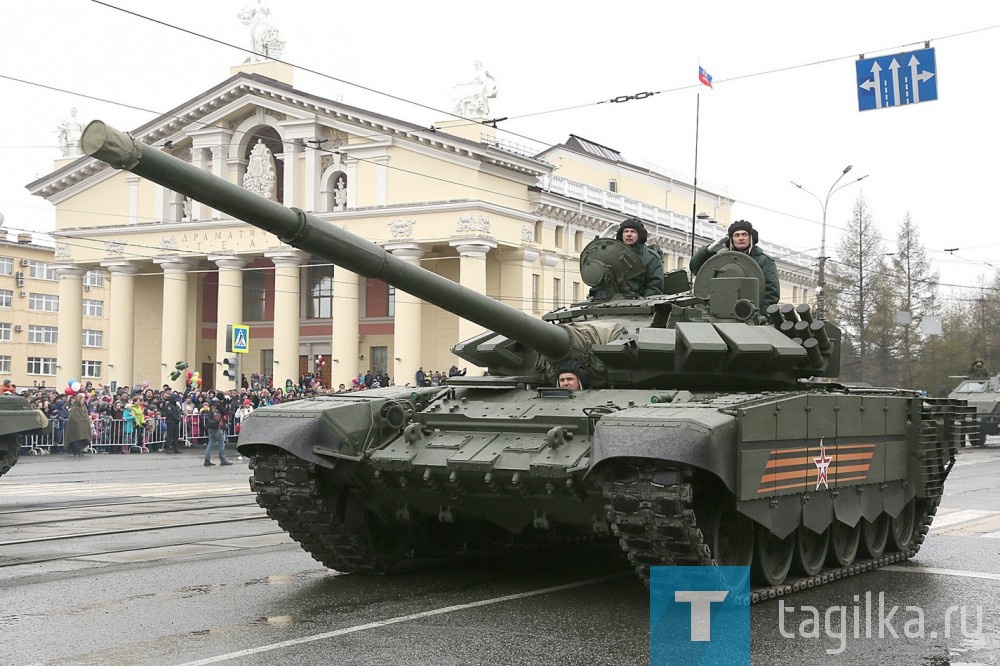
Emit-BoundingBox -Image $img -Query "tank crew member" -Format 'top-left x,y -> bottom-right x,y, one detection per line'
556,360 -> 589,391
690,219 -> 780,307
969,358 -> 990,379
616,217 -> 664,297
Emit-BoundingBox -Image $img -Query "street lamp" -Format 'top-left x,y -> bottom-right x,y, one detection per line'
791,166 -> 869,319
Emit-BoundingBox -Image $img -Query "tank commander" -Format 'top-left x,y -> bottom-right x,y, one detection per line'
690,219 -> 780,307
615,217 -> 664,297
969,358 -> 990,379
556,360 -> 589,391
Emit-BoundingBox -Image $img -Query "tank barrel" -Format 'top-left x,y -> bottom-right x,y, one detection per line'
81,121 -> 573,360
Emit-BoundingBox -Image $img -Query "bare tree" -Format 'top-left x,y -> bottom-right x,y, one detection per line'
889,213 -> 939,387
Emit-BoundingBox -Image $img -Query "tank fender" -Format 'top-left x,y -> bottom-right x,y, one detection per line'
587,407 -> 737,493
738,496 -> 801,540
236,407 -> 346,469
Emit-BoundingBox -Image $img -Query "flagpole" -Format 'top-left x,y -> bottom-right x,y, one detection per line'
690,92 -> 701,259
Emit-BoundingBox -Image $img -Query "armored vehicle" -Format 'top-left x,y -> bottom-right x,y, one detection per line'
0,394 -> 50,480
949,374 -> 1000,446
83,121 -> 973,601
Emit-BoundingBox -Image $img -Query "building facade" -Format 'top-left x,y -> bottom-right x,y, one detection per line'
25,60 -> 816,393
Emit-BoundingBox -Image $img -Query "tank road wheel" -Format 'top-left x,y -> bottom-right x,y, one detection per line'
751,525 -> 794,587
792,525 -> 830,577
889,499 -> 918,552
860,514 -> 890,558
703,499 -> 754,568
826,520 -> 860,567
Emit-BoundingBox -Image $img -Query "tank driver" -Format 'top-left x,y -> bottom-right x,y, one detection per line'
969,358 -> 990,379
690,219 -> 780,307
556,360 -> 588,391
615,217 -> 664,297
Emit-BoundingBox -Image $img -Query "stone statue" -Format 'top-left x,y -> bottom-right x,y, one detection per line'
450,61 -> 497,119
237,0 -> 286,62
334,177 -> 347,210
56,108 -> 85,157
243,139 -> 277,200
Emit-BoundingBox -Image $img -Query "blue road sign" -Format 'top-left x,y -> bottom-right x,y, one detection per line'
227,324 -> 250,353
857,47 -> 937,111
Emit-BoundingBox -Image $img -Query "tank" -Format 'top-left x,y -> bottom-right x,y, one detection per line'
82,121 -> 974,601
0,394 -> 50,479
948,374 -> 999,447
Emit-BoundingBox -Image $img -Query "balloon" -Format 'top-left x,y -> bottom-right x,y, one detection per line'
186,370 -> 193,379
70,381 -> 81,393
68,378 -> 78,387
196,378 -> 202,387
65,387 -> 74,395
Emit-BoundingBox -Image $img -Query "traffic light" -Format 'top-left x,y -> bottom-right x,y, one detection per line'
222,356 -> 239,380
169,361 -> 189,381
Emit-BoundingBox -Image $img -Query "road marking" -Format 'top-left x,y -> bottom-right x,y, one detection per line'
882,565 -> 1000,581
175,573 -> 629,666
0,482 -> 249,498
929,509 -> 999,530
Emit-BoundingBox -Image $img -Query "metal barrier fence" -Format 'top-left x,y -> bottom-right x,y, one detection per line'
19,414 -> 238,455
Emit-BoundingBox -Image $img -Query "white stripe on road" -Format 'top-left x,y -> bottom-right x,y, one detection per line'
882,565 -> 1000,581
175,573 -> 629,666
929,509 -> 999,530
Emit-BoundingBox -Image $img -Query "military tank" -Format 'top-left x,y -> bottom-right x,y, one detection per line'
82,121 -> 973,601
0,394 -> 50,480
948,374 -> 999,447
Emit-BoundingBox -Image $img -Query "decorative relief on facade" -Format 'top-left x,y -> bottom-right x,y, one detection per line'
457,215 -> 491,235
321,154 -> 335,172
389,219 -> 415,238
322,127 -> 349,149
174,146 -> 192,162
161,236 -> 179,251
521,225 -> 534,243
105,240 -> 124,257
243,139 -> 277,200
54,243 -> 72,259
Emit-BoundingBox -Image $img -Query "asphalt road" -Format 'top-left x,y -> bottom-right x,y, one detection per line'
1,445 -> 998,665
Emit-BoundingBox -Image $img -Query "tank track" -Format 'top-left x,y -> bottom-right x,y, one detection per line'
248,453 -> 600,574
602,464 -> 935,604
0,437 -> 20,480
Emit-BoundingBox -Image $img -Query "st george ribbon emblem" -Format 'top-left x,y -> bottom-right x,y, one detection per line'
814,440 -> 832,490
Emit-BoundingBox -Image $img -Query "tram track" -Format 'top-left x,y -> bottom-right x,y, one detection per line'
0,492 -> 253,516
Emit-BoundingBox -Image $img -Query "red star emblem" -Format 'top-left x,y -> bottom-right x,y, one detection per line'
814,440 -> 832,490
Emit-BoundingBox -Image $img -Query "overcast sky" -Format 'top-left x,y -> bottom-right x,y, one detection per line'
2,1 -> 998,308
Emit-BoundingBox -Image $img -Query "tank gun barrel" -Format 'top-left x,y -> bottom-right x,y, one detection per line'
81,121 -> 573,360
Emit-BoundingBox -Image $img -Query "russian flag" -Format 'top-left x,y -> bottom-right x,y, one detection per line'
698,66 -> 713,89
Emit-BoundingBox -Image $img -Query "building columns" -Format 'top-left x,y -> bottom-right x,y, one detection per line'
266,249 -> 309,388
155,259 -> 193,390
54,265 -> 86,386
450,240 -> 496,376
102,261 -> 139,387
210,256 -> 247,387
331,267 -> 360,384
385,244 -> 425,386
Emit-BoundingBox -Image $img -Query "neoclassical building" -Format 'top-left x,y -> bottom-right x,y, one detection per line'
26,60 -> 815,391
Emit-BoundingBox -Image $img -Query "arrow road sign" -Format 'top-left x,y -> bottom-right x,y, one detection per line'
857,47 -> 937,111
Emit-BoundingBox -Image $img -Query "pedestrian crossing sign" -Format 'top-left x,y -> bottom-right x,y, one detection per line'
228,324 -> 250,353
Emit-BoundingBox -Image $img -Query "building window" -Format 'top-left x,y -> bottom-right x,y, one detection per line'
531,274 -> 540,312
243,270 -> 266,321
84,270 -> 105,288
82,299 -> 104,317
0,355 -> 10,374
534,221 -> 543,245
609,179 -> 618,193
29,293 -> 59,312
0,257 -> 11,276
0,323 -> 10,342
28,325 -> 58,344
27,260 -> 58,281
82,329 -> 103,347
388,286 -> 395,317
676,257 -> 686,270
304,263 -> 334,319
0,290 -> 11,308
574,231 -> 584,252
261,348 -> 273,378
369,346 -> 387,376
572,281 -> 581,303
27,357 -> 57,375
553,278 -> 561,309
81,360 -> 102,378
554,226 -> 565,249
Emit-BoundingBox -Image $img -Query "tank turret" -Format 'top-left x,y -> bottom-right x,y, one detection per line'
81,121 -> 839,390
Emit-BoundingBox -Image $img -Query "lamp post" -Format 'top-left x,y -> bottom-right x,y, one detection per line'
791,166 -> 869,320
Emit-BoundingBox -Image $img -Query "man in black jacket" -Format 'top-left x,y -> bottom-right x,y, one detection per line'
161,390 -> 183,454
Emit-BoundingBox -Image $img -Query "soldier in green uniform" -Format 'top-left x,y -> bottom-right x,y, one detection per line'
690,219 -> 780,307
615,217 -> 664,297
